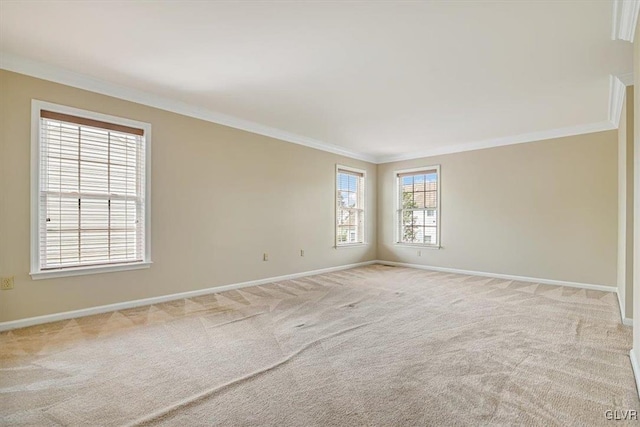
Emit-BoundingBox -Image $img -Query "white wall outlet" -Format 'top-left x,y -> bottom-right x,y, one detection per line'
263,253 -> 269,261
300,249 -> 305,257
417,250 -> 422,257
1,276 -> 14,290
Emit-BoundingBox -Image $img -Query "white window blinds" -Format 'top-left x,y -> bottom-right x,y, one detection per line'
38,110 -> 147,270
336,167 -> 365,245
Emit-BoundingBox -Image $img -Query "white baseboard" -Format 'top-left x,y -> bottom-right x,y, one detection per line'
375,260 -> 615,293
0,260 -> 378,332
0,260 -> 622,332
630,350 -> 640,399
616,290 -> 633,326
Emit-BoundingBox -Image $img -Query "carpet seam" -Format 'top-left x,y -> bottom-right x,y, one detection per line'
125,320 -> 378,426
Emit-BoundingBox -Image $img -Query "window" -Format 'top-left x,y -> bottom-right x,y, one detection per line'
396,166 -> 440,247
31,101 -> 151,279
336,165 -> 365,246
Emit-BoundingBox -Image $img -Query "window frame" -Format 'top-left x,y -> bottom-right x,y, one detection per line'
394,165 -> 441,249
30,100 -> 152,279
335,164 -> 367,248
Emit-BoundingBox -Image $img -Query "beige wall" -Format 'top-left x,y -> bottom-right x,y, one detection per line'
0,69 -> 624,324
618,85 -> 634,320
633,16 -> 640,372
377,131 -> 618,287
0,70 -> 377,322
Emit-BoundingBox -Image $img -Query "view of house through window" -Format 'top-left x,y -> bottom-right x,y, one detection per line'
32,103 -> 150,276
336,166 -> 365,245
397,167 -> 439,246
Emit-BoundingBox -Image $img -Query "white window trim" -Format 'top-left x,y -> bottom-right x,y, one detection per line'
394,165 -> 442,249
30,100 -> 152,279
335,164 -> 367,248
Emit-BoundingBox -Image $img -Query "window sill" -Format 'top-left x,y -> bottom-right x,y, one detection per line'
335,243 -> 368,249
30,261 -> 152,280
394,244 -> 442,250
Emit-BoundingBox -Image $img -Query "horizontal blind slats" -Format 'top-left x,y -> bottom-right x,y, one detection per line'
40,115 -> 145,270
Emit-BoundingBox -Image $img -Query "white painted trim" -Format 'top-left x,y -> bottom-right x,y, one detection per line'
609,75 -> 626,127
30,100 -> 152,279
31,262 -> 153,280
1,52 -> 376,163
30,100 -> 40,277
334,243 -> 369,249
612,0 -> 620,40
616,288 -> 633,326
375,260 -> 615,293
376,121 -> 616,164
617,289 -> 632,326
609,74 -> 634,128
630,350 -> 640,399
393,165 -> 441,247
335,164 -> 367,247
0,260 -> 377,332
613,0 -> 640,42
394,243 -> 442,250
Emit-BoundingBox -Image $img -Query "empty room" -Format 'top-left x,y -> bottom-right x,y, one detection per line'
1,0 -> 640,425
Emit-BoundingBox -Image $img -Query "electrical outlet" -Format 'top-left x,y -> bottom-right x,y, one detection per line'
300,249 -> 305,257
263,253 -> 269,261
417,250 -> 422,257
1,276 -> 14,290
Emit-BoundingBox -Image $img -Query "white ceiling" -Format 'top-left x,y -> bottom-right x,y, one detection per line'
0,1 -> 634,163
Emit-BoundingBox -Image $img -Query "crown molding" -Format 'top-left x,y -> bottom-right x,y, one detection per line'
612,0 -> 640,42
0,52 -> 377,163
380,71 -> 631,164
0,52 -> 625,166
618,72 -> 635,86
375,121 -> 616,164
609,74 -> 626,126
609,73 -> 634,128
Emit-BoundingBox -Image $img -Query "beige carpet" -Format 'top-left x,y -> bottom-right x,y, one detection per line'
1,265 -> 637,426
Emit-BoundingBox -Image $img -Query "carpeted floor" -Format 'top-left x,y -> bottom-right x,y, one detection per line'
1,264 -> 637,426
